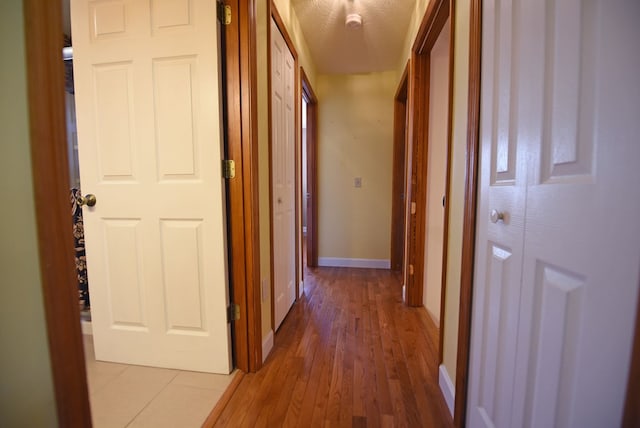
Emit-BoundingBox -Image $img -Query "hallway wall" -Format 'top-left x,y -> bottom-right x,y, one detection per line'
0,1 -> 58,425
316,72 -> 395,265
396,0 -> 473,388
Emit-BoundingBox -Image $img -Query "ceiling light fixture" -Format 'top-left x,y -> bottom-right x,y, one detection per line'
345,13 -> 362,29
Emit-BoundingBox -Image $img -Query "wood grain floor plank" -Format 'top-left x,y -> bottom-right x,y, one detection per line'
213,266 -> 453,427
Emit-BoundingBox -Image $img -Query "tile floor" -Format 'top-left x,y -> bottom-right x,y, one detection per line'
83,335 -> 235,427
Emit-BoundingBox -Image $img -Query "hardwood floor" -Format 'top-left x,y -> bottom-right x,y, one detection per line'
214,266 -> 453,427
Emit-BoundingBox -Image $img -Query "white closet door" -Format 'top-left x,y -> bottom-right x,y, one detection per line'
271,18 -> 296,330
468,1 -> 640,426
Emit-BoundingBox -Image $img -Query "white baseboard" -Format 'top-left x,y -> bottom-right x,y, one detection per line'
317,257 -> 391,269
439,364 -> 455,417
81,320 -> 92,336
262,330 -> 274,363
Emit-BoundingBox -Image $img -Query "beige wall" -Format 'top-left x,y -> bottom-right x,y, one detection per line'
257,0 -> 317,339
316,72 -> 395,262
0,1 -> 58,425
422,20 -> 451,323
396,0 -> 471,386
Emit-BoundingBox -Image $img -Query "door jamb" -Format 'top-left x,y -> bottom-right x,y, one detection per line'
405,0 -> 451,308
268,1 -> 300,331
452,0 -> 481,424
391,62 -> 409,272
23,0 -> 262,423
227,0 -> 263,372
23,1 -> 92,424
300,68 -> 318,268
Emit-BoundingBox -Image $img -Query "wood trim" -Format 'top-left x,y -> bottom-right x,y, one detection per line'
270,3 -> 299,61
405,0 -> 450,307
301,68 -> 319,268
269,0 -> 300,331
202,370 -> 245,427
267,1 -> 275,333
235,0 -> 263,371
23,0 -> 92,425
223,0 -> 249,372
413,0 -> 451,56
439,0 -> 456,365
454,0 -> 482,425
623,279 -> 640,428
391,62 -> 409,272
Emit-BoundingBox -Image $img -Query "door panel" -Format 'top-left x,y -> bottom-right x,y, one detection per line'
469,0 -> 640,426
72,0 -> 231,373
468,0 -> 526,424
271,18 -> 296,330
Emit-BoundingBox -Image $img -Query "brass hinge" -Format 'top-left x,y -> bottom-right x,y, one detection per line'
411,201 -> 417,215
409,264 -> 414,276
227,303 -> 240,322
217,2 -> 231,25
222,159 -> 235,179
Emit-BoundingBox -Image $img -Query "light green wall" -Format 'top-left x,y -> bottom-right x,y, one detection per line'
396,0 -> 472,386
316,72 -> 396,262
0,1 -> 58,426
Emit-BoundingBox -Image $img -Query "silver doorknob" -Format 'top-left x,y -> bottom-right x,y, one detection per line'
78,194 -> 97,207
490,209 -> 504,223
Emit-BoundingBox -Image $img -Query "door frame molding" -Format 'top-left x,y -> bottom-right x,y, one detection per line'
268,1 -> 300,331
227,0 -> 263,372
405,0 -> 452,309
23,1 -> 92,424
300,67 -> 318,268
23,0 -> 262,423
452,0 -> 481,424
391,62 -> 409,272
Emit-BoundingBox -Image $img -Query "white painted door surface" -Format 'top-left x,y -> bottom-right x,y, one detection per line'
468,1 -> 640,427
71,0 -> 231,373
271,19 -> 296,330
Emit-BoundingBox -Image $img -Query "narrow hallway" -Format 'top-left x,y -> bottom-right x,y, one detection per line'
214,267 -> 453,427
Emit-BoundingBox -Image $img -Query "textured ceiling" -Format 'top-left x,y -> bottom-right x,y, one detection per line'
291,0 -> 415,74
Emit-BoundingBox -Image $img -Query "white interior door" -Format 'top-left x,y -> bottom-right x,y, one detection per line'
468,1 -> 640,426
71,0 -> 232,373
271,18 -> 296,330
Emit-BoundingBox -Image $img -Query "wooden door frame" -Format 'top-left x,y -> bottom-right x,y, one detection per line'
452,0 -> 481,425
300,68 -> 318,268
405,0 -> 452,308
267,1 -> 300,331
391,62 -> 409,272
23,0 -> 262,424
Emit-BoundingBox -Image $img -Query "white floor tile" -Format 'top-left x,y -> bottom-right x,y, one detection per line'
127,384 -> 223,428
90,365 -> 177,427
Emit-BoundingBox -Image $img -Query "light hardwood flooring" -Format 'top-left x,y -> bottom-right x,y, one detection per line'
214,266 -> 453,427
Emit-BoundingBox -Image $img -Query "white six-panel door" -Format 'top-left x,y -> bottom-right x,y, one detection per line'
271,18 -> 296,331
468,0 -> 640,426
71,0 -> 231,373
